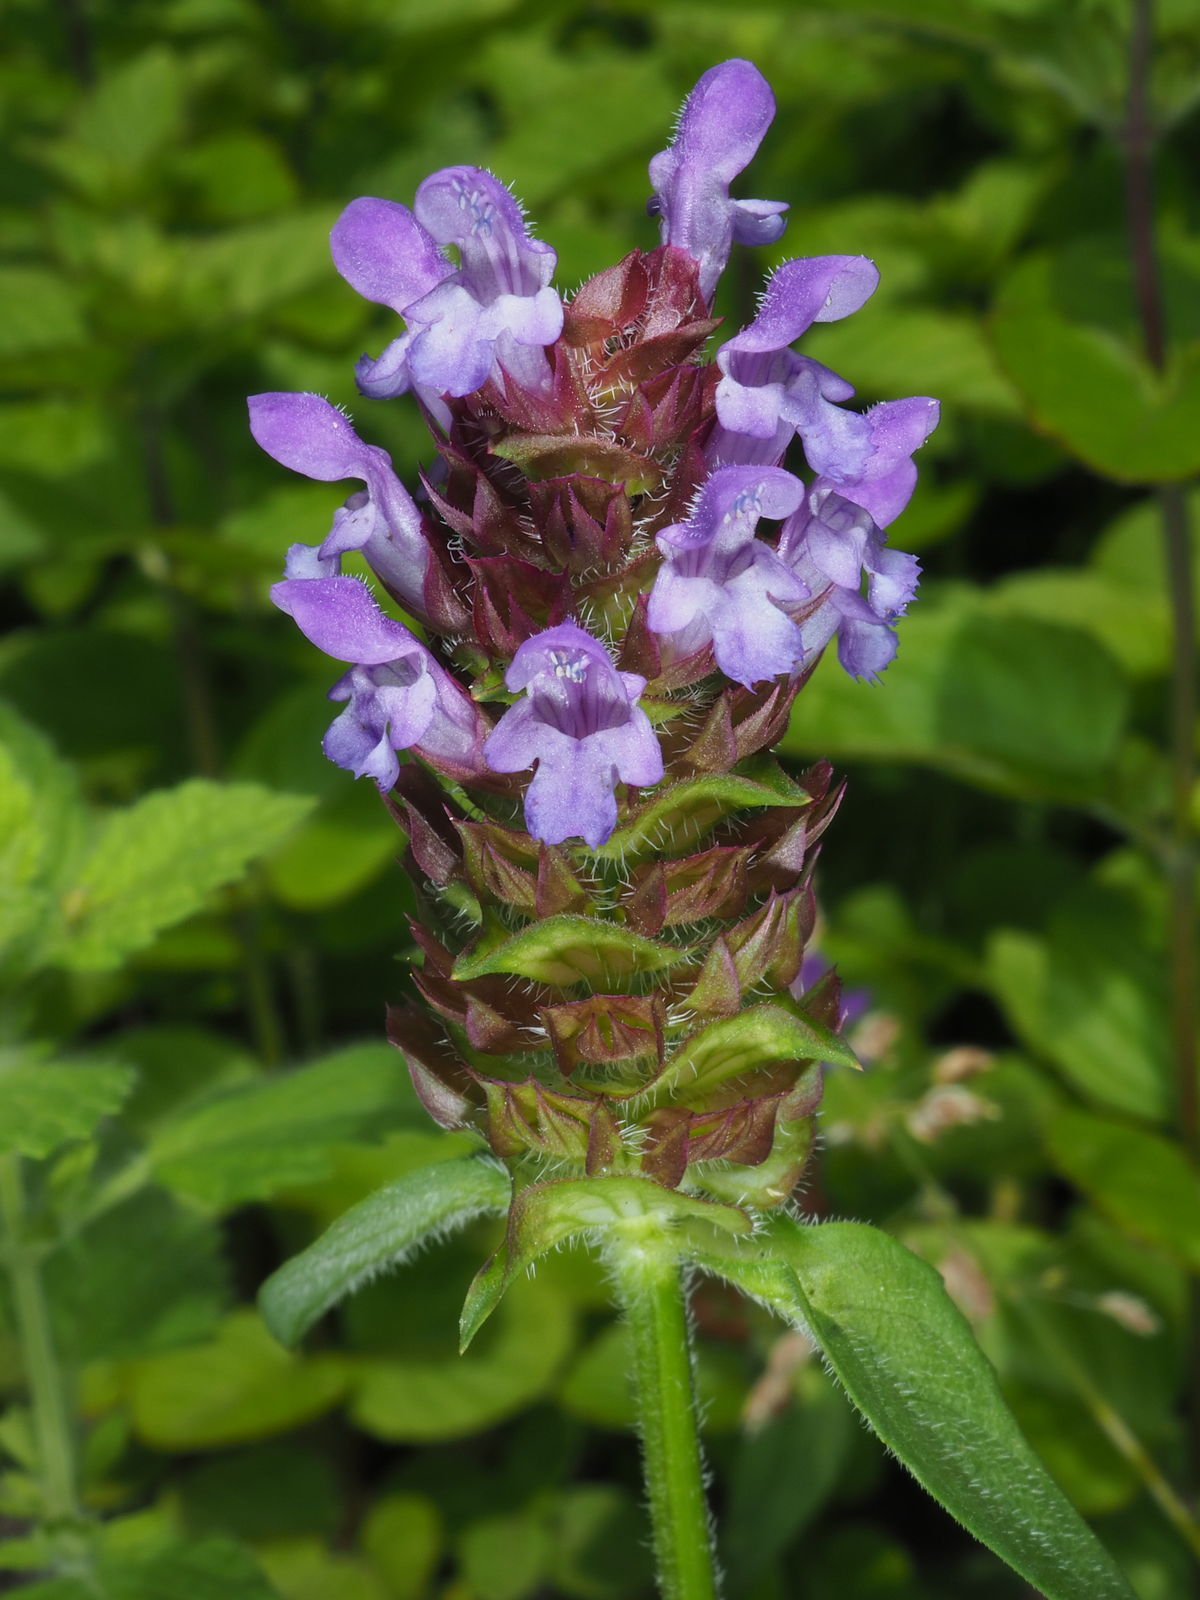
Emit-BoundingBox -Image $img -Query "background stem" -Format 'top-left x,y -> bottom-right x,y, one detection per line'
1122,0 -> 1200,1494
608,1234 -> 719,1600
0,1154 -> 79,1526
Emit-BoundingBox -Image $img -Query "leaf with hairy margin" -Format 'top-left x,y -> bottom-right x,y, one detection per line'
260,1157 -> 510,1347
687,1220 -> 1135,1600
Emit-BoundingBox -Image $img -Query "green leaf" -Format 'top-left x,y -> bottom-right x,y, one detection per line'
260,1157 -> 510,1347
461,1177 -> 750,1349
595,774 -> 803,864
724,1366 -> 856,1591
349,1273 -> 574,1442
0,1060 -> 134,1159
986,882 -> 1170,1120
649,1003 -> 859,1106
126,1311 -> 346,1450
0,702 -> 86,972
1092,488 -> 1200,609
453,915 -> 688,988
806,307 -> 1021,416
482,30 -> 674,207
115,1025 -> 258,1132
782,588 -> 1129,802
55,779 -> 313,970
147,1042 -> 428,1207
0,270 -> 86,359
179,1444 -> 340,1543
361,1494 -> 443,1600
180,208 -> 341,321
548,1484 -> 654,1600
47,1189 -> 226,1363
55,47 -> 186,194
990,253 -> 1200,482
988,569 -> 1171,679
102,1536 -> 279,1600
458,1508 -> 551,1600
254,1538 -> 389,1600
1045,1108 -> 1200,1272
30,1534 -> 281,1600
232,686 -> 406,910
694,1221 -> 1136,1600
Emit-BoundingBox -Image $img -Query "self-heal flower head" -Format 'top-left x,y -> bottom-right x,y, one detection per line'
248,393 -> 430,615
708,255 -> 880,468
780,486 -> 922,683
484,621 -> 663,850
648,59 -> 789,303
271,574 -> 486,789
646,465 -> 809,687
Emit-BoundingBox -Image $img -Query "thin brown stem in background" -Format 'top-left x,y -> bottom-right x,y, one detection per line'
1122,0 -> 1200,1503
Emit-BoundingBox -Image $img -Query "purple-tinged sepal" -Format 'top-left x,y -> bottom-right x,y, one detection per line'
248,393 -> 431,616
648,59 -> 788,302
484,621 -> 663,849
646,465 -> 809,687
271,575 -> 487,787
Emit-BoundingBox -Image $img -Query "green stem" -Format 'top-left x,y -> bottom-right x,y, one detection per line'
607,1231 -> 719,1600
0,1153 -> 79,1525
1016,1294 -> 1200,1562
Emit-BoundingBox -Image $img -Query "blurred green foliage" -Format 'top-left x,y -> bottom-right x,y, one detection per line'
0,0 -> 1198,1595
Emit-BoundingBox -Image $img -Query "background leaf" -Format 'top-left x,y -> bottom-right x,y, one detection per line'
697,1221 -> 1137,1600
55,780 -> 313,971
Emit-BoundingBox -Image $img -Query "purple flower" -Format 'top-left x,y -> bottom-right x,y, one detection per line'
484,621 -> 663,849
648,59 -> 789,302
646,466 -> 810,687
779,486 -> 921,682
792,951 -> 872,1070
271,575 -> 486,789
248,393 -> 430,616
707,255 -> 880,468
334,168 -> 563,405
330,196 -> 455,415
810,395 -> 940,530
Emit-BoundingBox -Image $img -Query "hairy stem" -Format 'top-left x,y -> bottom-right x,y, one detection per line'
0,1154 -> 79,1526
607,1232 -> 719,1600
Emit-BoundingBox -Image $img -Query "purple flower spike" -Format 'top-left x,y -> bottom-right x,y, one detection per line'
248,393 -> 430,614
484,621 -> 663,849
646,465 -> 810,687
648,60 -> 789,302
709,255 -> 879,467
780,486 -> 922,683
271,576 -> 485,788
